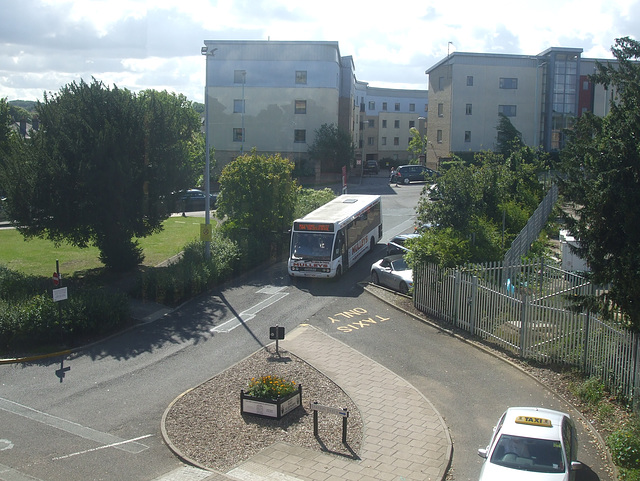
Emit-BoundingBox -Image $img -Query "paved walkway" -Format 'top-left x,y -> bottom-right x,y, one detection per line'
182,324 -> 452,481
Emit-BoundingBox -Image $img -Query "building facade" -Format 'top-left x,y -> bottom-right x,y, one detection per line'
202,40 -> 428,177
424,48 -> 615,169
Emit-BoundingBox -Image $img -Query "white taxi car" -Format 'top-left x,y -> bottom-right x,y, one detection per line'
478,407 -> 582,480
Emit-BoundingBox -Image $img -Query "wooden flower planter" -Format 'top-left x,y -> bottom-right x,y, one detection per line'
240,384 -> 302,419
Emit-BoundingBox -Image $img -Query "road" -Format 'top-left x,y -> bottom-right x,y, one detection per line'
0,174 -> 612,481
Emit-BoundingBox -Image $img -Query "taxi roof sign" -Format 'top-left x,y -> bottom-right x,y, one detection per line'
515,415 -> 553,427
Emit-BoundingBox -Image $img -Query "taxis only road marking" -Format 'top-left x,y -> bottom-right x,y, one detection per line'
328,308 -> 392,333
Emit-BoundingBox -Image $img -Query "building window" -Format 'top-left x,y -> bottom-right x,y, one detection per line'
368,119 -> 375,128
295,70 -> 307,84
395,103 -> 400,111
466,104 -> 472,115
467,76 -> 474,86
438,77 -> 445,90
424,104 -> 428,112
499,77 -> 518,89
438,103 -> 444,117
409,120 -> 415,128
233,128 -> 244,142
368,101 -> 375,110
381,137 -> 387,145
294,129 -> 306,143
394,120 -> 400,128
409,103 -> 415,112
382,102 -> 387,111
437,130 -> 443,143
234,99 -> 245,113
465,131 -> 471,142
234,70 -> 246,83
367,137 -> 375,146
382,119 -> 387,128
295,100 -> 307,114
498,105 -> 517,117
393,137 -> 400,146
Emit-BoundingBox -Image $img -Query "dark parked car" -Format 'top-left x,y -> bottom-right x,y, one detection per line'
386,233 -> 420,255
393,165 -> 439,185
174,189 -> 217,213
363,160 -> 379,175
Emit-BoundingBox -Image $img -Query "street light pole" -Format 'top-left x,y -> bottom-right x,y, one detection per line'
201,45 -> 217,259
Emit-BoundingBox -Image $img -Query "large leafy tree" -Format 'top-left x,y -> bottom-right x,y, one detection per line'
559,37 -> 640,330
308,123 -> 355,173
413,148 -> 545,267
216,150 -> 299,262
0,79 -> 202,271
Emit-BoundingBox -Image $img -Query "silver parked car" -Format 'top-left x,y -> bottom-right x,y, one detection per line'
370,254 -> 413,295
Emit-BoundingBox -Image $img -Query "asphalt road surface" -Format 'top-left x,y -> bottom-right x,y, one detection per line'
0,173 -> 612,481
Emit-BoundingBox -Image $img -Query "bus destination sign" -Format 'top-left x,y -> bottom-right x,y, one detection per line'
294,222 -> 334,232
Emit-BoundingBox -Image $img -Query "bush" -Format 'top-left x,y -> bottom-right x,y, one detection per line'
0,285 -> 129,354
570,376 -> 606,408
138,232 -> 240,305
609,420 -> 640,470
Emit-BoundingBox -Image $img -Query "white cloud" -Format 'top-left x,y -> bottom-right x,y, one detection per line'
1,0 -> 638,102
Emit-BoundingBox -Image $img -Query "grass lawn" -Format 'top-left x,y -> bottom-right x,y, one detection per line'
0,216 -> 209,277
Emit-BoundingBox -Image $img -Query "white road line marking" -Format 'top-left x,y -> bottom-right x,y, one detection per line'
52,434 -> 153,461
0,397 -> 148,454
211,286 -> 289,333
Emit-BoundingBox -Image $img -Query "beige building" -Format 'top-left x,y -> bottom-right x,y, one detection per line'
202,40 -> 428,178
424,48 -> 615,170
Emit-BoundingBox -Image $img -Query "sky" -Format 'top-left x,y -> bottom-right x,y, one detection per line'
1,0 -> 638,104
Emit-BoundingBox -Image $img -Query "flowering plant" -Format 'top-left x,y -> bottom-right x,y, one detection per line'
245,375 -> 297,400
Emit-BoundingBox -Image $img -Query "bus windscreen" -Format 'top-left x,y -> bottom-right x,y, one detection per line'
290,232 -> 334,261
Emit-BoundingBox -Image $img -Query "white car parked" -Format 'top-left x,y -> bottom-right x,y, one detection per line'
478,407 -> 582,481
370,254 -> 413,295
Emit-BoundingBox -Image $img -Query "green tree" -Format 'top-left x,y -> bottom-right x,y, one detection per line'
308,123 -> 355,173
216,150 -> 299,263
495,113 -> 524,157
559,37 -> 640,330
414,148 -> 545,267
0,79 -> 202,271
407,127 -> 427,164
294,188 -> 335,220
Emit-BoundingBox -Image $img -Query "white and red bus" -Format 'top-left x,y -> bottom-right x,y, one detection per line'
288,194 -> 382,278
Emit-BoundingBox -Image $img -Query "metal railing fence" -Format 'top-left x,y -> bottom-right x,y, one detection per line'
414,259 -> 639,407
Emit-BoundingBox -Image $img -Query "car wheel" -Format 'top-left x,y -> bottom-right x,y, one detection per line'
371,271 -> 380,285
399,282 -> 409,295
403,177 -> 410,185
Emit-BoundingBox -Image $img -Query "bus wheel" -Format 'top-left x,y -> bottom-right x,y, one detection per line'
371,271 -> 379,285
370,237 -> 375,252
334,265 -> 342,279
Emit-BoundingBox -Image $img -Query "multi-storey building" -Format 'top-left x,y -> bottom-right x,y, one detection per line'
424,47 -> 615,169
202,40 -> 428,178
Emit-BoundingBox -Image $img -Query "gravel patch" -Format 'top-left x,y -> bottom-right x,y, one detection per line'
163,345 -> 363,473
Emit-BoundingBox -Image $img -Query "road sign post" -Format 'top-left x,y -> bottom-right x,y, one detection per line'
269,325 -> 285,355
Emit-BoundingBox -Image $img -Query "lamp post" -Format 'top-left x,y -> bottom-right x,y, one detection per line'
201,45 -> 217,259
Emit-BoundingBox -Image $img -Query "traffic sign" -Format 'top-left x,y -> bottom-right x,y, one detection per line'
53,272 -> 60,286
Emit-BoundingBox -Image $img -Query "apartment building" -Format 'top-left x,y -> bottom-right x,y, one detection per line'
356,85 -> 429,167
424,47 -> 615,169
202,40 -> 428,177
